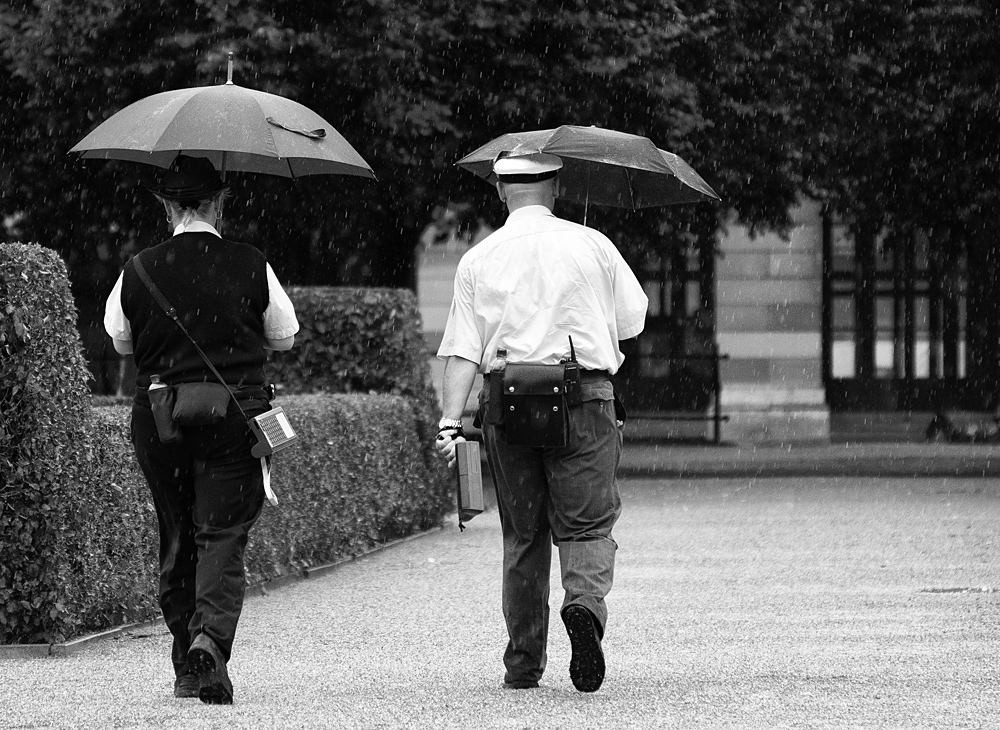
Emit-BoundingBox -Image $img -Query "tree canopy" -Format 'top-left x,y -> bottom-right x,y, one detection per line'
795,1 -> 999,236
1,0 -> 996,312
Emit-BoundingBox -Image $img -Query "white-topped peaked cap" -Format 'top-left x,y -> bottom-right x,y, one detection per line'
493,152 -> 563,182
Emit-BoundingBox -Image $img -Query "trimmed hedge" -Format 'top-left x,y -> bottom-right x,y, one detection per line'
260,287 -> 453,577
269,286 -> 435,398
43,406 -> 160,636
1,243 -> 107,643
0,243 -> 453,644
269,285 -> 449,512
244,393 -> 451,585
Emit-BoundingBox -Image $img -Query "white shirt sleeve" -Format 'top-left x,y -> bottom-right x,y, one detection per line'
437,261 -> 484,364
612,250 -> 649,340
263,264 -> 300,339
103,271 -> 132,345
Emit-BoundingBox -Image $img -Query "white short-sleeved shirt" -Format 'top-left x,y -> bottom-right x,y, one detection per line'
103,221 -> 299,346
437,205 -> 648,374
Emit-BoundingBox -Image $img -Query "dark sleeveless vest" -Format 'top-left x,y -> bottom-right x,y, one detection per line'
122,232 -> 270,389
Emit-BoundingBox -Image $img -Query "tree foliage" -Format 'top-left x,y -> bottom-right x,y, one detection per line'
0,2 -> 717,293
794,1 -> 999,234
1,0 -> 996,310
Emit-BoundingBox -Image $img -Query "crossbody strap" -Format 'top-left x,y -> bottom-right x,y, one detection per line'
132,254 -> 248,419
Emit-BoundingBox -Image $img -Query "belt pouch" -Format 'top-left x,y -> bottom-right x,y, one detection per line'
149,385 -> 183,443
502,364 -> 568,447
172,382 -> 232,426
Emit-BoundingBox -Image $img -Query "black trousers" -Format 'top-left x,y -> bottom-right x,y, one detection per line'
131,399 -> 267,677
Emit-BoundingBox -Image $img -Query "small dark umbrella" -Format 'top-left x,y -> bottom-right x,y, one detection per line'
456,124 -> 719,222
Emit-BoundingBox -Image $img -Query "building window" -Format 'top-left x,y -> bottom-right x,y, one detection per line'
618,241 -> 715,412
823,212 -> 970,410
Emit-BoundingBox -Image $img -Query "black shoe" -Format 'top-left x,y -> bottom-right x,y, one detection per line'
187,633 -> 233,705
173,672 -> 200,698
504,679 -> 540,689
563,605 -> 605,692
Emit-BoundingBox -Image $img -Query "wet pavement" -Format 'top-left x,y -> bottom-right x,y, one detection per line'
2,443 -> 999,728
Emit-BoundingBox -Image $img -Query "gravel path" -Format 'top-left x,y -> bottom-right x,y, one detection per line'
2,474 -> 998,729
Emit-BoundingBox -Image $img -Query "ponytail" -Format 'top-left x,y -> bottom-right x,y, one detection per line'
161,190 -> 227,228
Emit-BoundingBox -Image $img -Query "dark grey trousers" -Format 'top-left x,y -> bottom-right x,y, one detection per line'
480,385 -> 622,684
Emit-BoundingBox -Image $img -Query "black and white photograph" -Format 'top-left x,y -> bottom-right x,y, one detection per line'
1,1 -> 997,727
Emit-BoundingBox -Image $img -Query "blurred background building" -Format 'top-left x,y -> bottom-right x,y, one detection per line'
419,198 -> 981,444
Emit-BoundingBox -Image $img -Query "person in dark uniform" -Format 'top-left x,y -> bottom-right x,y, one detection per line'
435,152 -> 648,692
103,156 -> 299,704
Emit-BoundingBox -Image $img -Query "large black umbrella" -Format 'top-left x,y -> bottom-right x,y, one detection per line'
70,56 -> 374,181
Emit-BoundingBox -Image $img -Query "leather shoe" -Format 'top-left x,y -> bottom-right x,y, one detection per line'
173,672 -> 199,698
187,633 -> 233,705
504,679 -> 540,689
562,605 -> 605,692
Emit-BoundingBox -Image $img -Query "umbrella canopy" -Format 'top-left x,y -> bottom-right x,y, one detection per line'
455,125 -> 718,209
70,78 -> 374,180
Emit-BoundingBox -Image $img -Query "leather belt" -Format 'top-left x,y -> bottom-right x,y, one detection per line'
483,368 -> 611,382
134,384 -> 271,406
233,387 -> 271,401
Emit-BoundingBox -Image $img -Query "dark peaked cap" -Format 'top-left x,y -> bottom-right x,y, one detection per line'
149,156 -> 228,201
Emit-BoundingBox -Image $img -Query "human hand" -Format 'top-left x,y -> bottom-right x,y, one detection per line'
436,428 -> 465,469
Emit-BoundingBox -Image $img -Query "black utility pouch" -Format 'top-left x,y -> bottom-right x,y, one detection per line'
502,364 -> 569,447
172,382 -> 231,426
486,372 -> 505,427
149,385 -> 183,444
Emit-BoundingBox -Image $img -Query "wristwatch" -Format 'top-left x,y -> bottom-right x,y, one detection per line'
438,418 -> 464,431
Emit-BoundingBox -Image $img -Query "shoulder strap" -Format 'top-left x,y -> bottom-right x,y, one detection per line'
132,254 -> 245,416
132,254 -> 179,322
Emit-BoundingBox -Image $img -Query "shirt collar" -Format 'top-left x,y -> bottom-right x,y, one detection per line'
506,205 -> 556,223
173,220 -> 221,237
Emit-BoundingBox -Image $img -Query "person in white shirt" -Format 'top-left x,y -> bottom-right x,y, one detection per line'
436,152 -> 648,692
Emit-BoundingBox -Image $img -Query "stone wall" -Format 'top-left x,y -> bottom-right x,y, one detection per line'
716,199 -> 830,443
